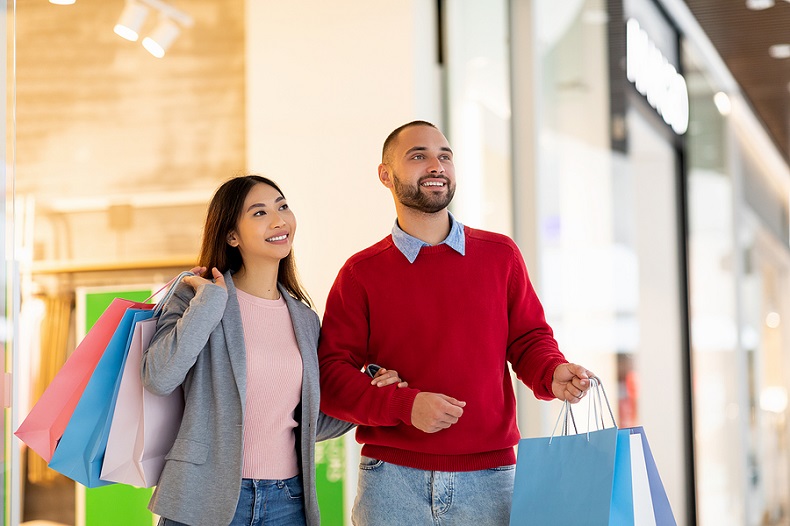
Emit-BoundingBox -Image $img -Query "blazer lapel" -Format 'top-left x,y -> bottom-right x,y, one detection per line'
222,272 -> 247,402
280,284 -> 319,406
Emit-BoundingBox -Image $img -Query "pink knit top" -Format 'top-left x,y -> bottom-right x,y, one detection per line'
236,289 -> 303,480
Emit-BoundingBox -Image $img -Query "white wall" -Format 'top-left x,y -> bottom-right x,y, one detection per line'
245,0 -> 442,315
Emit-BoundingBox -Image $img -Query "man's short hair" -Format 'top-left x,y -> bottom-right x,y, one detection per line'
381,120 -> 438,164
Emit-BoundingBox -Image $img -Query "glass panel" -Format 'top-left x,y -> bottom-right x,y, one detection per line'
443,0 -> 512,234
740,210 -> 790,526
3,1 -> 13,524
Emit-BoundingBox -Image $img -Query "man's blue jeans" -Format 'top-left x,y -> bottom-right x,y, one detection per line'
352,456 -> 515,526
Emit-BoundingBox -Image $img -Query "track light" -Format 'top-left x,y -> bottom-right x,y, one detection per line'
113,0 -> 193,58
114,1 -> 150,42
142,17 -> 180,58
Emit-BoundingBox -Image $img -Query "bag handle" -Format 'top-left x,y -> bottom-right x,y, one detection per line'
144,271 -> 195,316
549,376 -> 617,444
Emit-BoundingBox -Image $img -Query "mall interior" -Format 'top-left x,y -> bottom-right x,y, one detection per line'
1,0 -> 790,525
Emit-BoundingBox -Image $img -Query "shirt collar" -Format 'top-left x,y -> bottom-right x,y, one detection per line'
391,212 -> 466,263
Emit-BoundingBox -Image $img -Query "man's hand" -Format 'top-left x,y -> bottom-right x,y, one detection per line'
552,363 -> 594,403
410,392 -> 466,433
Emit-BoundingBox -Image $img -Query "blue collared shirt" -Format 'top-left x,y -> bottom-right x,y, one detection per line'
391,212 -> 466,263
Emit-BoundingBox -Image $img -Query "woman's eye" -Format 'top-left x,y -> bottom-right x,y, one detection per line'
253,210 -> 266,216
280,204 -> 289,211
413,154 -> 425,160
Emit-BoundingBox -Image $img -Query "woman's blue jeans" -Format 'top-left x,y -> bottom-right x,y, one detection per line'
158,475 -> 306,526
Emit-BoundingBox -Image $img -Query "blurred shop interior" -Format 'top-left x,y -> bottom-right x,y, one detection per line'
2,0 -> 790,525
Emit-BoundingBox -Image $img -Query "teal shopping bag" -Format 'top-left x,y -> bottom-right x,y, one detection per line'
48,308 -> 155,487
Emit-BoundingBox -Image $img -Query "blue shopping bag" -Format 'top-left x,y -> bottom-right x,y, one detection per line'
48,308 -> 155,487
510,425 -> 633,525
509,379 -> 676,526
628,427 -> 676,526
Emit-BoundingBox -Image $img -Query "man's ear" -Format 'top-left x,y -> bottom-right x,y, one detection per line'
378,163 -> 393,188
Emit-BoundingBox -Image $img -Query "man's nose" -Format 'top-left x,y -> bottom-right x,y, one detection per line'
427,157 -> 445,173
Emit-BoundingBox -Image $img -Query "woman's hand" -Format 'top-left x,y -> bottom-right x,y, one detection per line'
371,367 -> 408,388
182,267 -> 227,291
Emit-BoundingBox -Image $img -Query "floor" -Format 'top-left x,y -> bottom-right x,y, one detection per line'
22,474 -> 75,526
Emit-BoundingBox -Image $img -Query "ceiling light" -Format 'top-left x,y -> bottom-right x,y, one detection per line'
142,17 -> 180,58
49,0 -> 76,4
113,1 -> 150,42
746,0 -> 775,9
769,44 -> 790,59
713,92 -> 732,115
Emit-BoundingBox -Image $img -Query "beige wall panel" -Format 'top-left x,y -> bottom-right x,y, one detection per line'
246,0 -> 442,314
13,0 -> 245,269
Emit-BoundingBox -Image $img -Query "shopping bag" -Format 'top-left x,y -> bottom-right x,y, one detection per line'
14,297 -> 154,462
47,271 -> 192,488
509,423 -> 630,525
509,379 -> 677,526
100,315 -> 184,487
48,307 -> 155,487
628,427 -> 676,526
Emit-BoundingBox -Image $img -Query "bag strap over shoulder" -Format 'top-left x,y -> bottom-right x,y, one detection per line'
144,271 -> 194,316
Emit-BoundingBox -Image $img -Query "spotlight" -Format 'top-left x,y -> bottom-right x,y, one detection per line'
746,0 -> 774,9
142,17 -> 181,58
49,0 -> 76,4
769,44 -> 790,59
114,1 -> 150,42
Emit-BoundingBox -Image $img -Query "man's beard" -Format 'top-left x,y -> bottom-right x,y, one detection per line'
392,172 -> 455,214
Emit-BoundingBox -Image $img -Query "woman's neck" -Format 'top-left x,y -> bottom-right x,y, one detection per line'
232,261 -> 281,300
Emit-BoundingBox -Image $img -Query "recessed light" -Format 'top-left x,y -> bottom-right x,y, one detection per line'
746,0 -> 775,8
714,92 -> 732,115
769,44 -> 790,59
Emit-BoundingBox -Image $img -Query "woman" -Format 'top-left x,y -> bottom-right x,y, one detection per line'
142,175 -> 403,526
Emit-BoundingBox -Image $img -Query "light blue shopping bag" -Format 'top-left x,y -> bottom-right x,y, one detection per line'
510,425 -> 634,525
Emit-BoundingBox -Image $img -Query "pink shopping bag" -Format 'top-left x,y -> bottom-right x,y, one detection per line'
100,316 -> 184,487
15,298 -> 154,462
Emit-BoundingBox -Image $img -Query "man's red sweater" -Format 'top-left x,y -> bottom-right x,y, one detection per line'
318,226 -> 568,471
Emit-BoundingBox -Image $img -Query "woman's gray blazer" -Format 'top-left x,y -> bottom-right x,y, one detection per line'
141,270 -> 352,526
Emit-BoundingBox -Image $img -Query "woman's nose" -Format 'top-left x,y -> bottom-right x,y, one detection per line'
271,212 -> 286,227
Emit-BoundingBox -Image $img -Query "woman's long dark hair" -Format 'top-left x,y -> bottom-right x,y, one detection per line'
197,175 -> 313,307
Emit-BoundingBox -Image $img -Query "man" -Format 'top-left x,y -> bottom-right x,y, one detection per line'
318,120 -> 593,525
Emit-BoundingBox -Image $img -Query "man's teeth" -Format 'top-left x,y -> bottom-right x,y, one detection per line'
267,234 -> 287,242
422,182 -> 445,186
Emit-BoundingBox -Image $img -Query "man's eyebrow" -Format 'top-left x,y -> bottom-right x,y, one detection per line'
404,146 -> 453,155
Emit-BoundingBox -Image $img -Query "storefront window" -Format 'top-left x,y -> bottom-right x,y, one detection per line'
684,42 -> 742,525
525,0 -> 688,519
